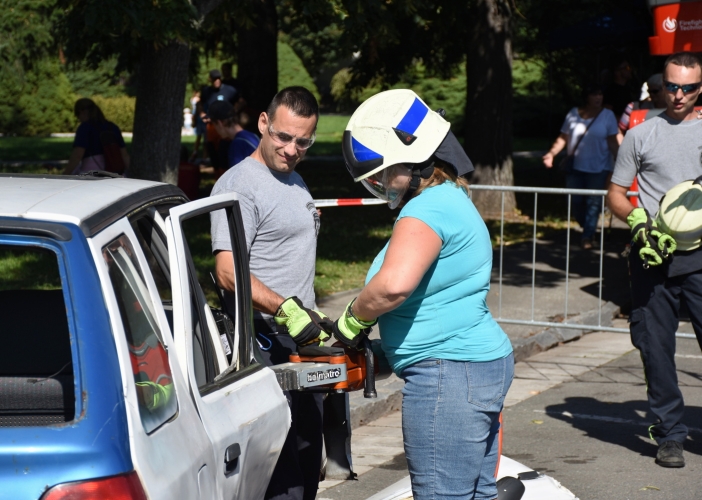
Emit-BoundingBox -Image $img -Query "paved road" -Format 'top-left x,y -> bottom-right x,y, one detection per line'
504,320 -> 702,500
316,321 -> 702,499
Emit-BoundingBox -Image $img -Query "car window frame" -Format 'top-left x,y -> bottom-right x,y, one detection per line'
166,194 -> 264,397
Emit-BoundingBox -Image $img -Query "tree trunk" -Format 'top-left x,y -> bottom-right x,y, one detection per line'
464,0 -> 516,218
130,40 -> 190,184
237,0 -> 278,115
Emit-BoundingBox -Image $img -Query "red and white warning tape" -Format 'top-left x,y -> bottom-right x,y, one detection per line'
313,198 -> 387,208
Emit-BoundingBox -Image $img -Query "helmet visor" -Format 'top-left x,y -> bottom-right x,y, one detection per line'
360,164 -> 412,209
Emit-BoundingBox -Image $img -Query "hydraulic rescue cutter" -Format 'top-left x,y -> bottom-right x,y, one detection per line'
270,337 -> 391,398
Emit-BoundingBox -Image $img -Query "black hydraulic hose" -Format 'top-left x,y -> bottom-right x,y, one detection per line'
362,336 -> 377,398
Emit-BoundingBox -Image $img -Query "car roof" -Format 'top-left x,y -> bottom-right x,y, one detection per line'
0,174 -> 187,237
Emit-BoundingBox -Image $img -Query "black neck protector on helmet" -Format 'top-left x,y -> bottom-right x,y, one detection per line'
402,159 -> 435,204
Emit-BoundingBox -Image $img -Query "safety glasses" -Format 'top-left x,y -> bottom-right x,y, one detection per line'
267,123 -> 316,150
663,81 -> 702,95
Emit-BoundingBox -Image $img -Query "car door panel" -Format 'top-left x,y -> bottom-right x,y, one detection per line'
166,194 -> 290,499
88,218 -> 215,499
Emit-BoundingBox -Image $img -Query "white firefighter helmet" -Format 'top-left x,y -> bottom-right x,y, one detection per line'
342,89 -> 473,208
655,176 -> 702,252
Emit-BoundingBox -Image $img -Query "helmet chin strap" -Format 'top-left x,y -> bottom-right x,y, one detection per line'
402,159 -> 435,204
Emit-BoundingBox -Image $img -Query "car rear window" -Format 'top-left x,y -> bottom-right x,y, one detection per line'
0,244 -> 75,427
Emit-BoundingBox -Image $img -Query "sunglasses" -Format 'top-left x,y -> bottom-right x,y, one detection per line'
268,123 -> 316,150
663,81 -> 702,95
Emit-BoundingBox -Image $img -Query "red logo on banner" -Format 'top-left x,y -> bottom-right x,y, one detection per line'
650,3 -> 702,54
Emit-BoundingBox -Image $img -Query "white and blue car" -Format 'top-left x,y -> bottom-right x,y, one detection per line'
0,173 -> 290,499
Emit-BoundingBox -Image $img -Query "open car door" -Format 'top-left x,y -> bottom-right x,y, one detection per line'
165,194 -> 290,499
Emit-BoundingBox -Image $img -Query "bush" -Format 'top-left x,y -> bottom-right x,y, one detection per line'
90,95 -> 136,132
278,42 -> 321,101
330,63 -> 466,132
0,58 -> 76,136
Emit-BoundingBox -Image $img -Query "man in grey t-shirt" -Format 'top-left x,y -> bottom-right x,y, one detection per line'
607,52 -> 702,469
211,87 -> 329,500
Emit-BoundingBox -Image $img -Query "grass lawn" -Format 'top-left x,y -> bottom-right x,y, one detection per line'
2,116 -> 565,298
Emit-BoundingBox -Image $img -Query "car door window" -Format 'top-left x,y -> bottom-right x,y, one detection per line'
102,234 -> 178,434
180,209 -> 240,390
129,207 -> 235,390
0,242 -> 75,426
167,196 -> 262,394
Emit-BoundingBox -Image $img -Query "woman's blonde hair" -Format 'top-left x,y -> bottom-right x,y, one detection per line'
414,160 -> 470,197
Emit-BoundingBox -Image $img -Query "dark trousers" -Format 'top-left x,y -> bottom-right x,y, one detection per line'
628,253 -> 702,444
565,170 -> 609,241
255,319 -> 324,500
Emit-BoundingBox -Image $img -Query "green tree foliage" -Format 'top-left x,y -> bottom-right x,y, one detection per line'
65,58 -> 133,98
277,42 -> 321,100
14,59 -> 76,135
0,0 -> 75,135
331,63 -> 466,129
56,0 -> 199,72
514,0 -> 651,135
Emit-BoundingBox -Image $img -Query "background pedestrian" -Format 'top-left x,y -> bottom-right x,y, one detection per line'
543,84 -> 619,249
64,98 -> 129,175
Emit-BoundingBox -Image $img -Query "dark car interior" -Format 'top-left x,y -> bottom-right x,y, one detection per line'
0,288 -> 75,426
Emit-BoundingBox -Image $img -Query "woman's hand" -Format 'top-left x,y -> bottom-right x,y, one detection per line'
543,133 -> 568,170
542,152 -> 554,168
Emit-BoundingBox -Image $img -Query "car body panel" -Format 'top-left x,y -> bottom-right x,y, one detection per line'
0,178 -> 289,499
0,224 -> 132,500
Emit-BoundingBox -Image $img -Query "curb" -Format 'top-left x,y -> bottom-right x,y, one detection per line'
347,301 -> 622,430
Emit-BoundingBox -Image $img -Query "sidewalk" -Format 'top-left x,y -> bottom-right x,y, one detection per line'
316,328 -> 636,499
317,228 -> 633,430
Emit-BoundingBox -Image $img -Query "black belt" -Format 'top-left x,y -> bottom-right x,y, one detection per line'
254,317 -> 289,335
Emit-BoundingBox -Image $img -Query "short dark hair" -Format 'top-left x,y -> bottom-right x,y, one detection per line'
581,83 -> 603,104
664,52 -> 702,72
266,86 -> 319,123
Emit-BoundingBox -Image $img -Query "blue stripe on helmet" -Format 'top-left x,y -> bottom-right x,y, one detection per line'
395,98 -> 428,134
352,137 -> 383,161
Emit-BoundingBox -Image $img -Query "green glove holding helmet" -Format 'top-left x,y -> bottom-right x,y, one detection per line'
332,299 -> 377,348
275,297 -> 332,347
627,208 -> 677,268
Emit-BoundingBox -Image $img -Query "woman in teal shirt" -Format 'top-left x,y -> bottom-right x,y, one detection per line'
331,89 -> 514,500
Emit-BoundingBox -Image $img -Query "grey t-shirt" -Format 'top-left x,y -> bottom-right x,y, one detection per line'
210,156 -> 320,317
611,113 -> 702,216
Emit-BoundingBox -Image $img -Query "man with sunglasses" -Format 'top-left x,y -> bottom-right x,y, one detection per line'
210,87 -> 328,500
607,51 -> 702,469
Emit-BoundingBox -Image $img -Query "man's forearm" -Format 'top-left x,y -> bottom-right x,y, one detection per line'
251,274 -> 285,315
607,185 -> 635,222
215,251 -> 284,314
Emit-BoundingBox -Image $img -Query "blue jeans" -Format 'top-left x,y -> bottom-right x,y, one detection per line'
565,170 -> 610,241
400,355 -> 514,500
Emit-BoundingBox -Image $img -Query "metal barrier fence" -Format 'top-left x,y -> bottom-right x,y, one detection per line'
316,185 -> 694,340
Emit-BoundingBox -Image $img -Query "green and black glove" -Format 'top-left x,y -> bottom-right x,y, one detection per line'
332,299 -> 377,349
627,208 -> 677,268
275,296 -> 332,346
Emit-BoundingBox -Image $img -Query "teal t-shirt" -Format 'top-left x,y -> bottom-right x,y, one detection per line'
366,182 -> 512,375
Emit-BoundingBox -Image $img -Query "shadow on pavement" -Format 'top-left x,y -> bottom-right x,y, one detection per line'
493,226 -> 632,310
543,397 -> 702,459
